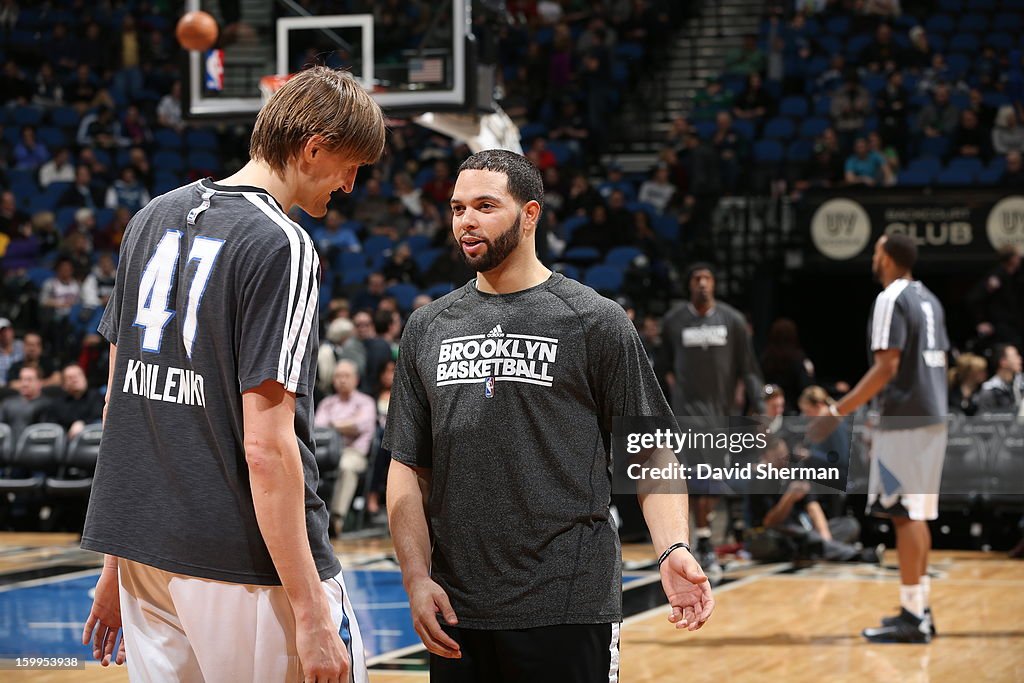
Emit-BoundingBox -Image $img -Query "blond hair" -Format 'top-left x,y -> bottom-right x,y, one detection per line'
250,66 -> 386,176
798,385 -> 834,407
949,352 -> 987,386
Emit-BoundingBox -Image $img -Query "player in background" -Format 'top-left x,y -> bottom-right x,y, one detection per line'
660,264 -> 766,573
80,67 -> 386,681
827,234 -> 949,643
386,150 -> 713,682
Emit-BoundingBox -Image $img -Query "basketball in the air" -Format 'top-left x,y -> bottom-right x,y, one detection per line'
176,11 -> 219,51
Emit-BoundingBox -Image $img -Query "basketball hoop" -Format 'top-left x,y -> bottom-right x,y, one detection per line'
259,73 -> 296,104
414,105 -> 523,154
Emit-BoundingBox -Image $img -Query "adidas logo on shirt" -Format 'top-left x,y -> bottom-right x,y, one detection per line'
487,325 -> 504,338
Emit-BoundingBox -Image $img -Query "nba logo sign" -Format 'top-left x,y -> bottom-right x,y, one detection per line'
204,49 -> 224,91
484,376 -> 494,398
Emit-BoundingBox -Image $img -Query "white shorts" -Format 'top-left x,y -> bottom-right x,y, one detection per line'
117,559 -> 367,683
867,423 -> 947,521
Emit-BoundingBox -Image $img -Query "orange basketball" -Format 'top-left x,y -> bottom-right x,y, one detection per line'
176,11 -> 219,52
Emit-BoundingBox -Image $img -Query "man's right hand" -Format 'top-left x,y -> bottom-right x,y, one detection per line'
295,615 -> 350,683
408,577 -> 461,659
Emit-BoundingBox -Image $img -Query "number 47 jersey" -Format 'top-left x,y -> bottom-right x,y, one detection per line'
81,179 -> 341,586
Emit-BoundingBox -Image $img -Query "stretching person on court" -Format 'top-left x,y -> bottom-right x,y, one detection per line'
385,150 -> 714,682
822,234 -> 949,643
80,67 -> 386,681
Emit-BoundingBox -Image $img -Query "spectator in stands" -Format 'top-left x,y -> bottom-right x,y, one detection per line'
966,88 -> 996,130
952,110 -> 990,161
50,363 -> 103,439
38,147 -> 76,188
0,215 -> 38,273
563,173 -> 603,217
0,189 -> 28,238
317,317 -> 367,396
791,140 -> 844,196
862,0 -> 901,18
877,70 -> 909,152
763,384 -> 788,433
65,64 -> 108,112
121,105 -> 152,148
352,273 -> 388,314
733,72 -> 773,121
868,131 -> 900,180
724,35 -> 765,76
32,61 -> 64,107
549,99 -> 590,159
412,294 -> 432,311
0,318 -> 22,388
0,60 -> 31,105
39,256 -> 80,323
79,21 -> 114,75
638,164 -> 676,214
993,106 -> 1024,156
6,332 -> 60,388
13,126 -> 49,170
76,105 -> 127,149
906,26 -> 931,72
0,366 -> 51,440
80,252 -> 116,313
761,318 -> 814,412
77,147 -> 111,184
816,54 -> 847,94
425,243 -> 474,286
156,80 -> 185,131
104,167 -> 150,212
58,166 -> 103,209
353,177 -> 389,226
526,137 -> 557,172
976,344 -> 1023,414
845,137 -> 893,186
712,111 -> 745,193
422,160 -> 455,205
745,437 -> 879,564
1005,151 -> 1024,188
49,23 -> 78,73
313,208 -> 359,265
916,83 -> 959,140
831,71 -> 872,152
354,309 -> 394,396
393,172 -> 424,218
948,352 -> 988,416
364,358 -> 396,522
860,22 -> 903,73
381,242 -> 423,287
127,146 -> 153,189
795,385 -> 850,482
967,245 -> 1023,347
692,78 -> 734,121
30,210 -> 60,257
314,359 -> 378,533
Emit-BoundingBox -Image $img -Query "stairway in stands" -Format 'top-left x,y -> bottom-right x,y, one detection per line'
605,0 -> 766,171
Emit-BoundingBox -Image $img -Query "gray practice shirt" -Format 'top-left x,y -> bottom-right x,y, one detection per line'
868,278 -> 950,428
81,179 -> 339,585
660,301 -> 765,417
383,273 -> 672,629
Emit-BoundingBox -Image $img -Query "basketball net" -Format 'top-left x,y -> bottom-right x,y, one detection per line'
259,72 -> 522,155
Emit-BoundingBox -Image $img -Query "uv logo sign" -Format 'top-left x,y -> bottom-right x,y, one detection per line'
810,198 -> 872,260
987,196 -> 1024,251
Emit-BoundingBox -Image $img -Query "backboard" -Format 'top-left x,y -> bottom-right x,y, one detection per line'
182,0 -> 477,120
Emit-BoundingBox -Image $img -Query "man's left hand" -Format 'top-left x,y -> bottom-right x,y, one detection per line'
660,548 -> 714,632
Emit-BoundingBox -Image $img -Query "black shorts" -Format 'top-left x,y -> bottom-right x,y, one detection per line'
430,622 -> 620,683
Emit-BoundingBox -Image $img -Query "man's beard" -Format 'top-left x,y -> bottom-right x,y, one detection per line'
460,213 -> 522,272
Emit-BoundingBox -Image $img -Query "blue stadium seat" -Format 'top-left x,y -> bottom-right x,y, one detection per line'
948,157 -> 985,176
988,156 -> 1008,175
185,129 -> 218,150
413,248 -> 442,272
799,117 -> 830,139
584,265 -> 624,293
732,119 -> 756,140
803,56 -> 829,79
694,120 -> 717,140
653,214 -> 679,242
983,92 -> 1011,109
988,32 -> 1014,51
897,169 -> 934,186
907,157 -> 942,176
386,284 -> 420,312
403,234 -> 432,252
605,246 -> 642,267
946,55 -> 971,79
814,35 -> 841,58
26,267 -> 54,288
978,167 -> 1004,184
426,282 -> 455,298
959,14 -> 989,33
825,16 -> 850,34
187,151 -> 219,171
862,74 -> 886,96
925,14 -> 955,34
362,235 -> 394,261
518,122 -> 548,142
331,251 -> 366,273
937,0 -> 961,11
153,174 -> 180,196
753,140 -> 784,163
153,150 -> 184,172
936,167 -> 975,185
917,136 -> 950,159
154,128 -> 182,149
563,246 -> 602,263
42,181 -> 70,205
546,140 -> 573,165
763,117 -> 796,140
971,0 -> 995,9
949,34 -> 979,53
813,96 -> 831,117
779,96 -> 808,118
994,12 -> 1022,31
340,267 -> 370,288
37,126 -> 66,148
845,34 -> 873,61
615,42 -> 644,62
560,215 -> 589,244
787,139 -> 813,163
11,106 -> 43,127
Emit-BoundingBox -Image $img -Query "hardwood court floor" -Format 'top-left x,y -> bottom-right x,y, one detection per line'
1,534 -> 1022,682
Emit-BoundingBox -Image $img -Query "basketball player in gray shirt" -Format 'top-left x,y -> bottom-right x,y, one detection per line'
385,150 -> 714,682
80,68 -> 386,682
826,233 -> 949,643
